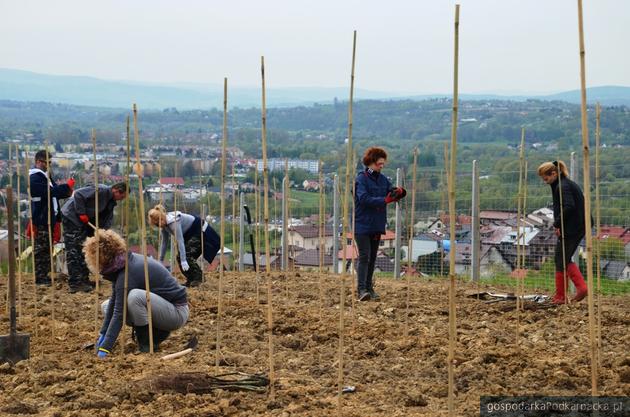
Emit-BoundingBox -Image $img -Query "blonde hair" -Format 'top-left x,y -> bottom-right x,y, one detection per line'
148,204 -> 167,227
537,160 -> 569,178
83,229 -> 127,273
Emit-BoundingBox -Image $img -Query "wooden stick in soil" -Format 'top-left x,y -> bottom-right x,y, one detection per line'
231,163 -> 237,278
348,153 -> 357,332
447,6 -> 460,417
272,177 -> 279,273
576,0 -> 598,394
404,148 -> 418,337
283,158 -> 289,298
254,168 -> 261,304
133,104 -> 154,353
15,145 -> 22,323
515,128 -> 525,351
44,141 -> 56,337
120,115 -> 131,356
25,155 -> 39,338
338,29 -> 356,415
216,77 -> 228,371
318,160 -> 324,310
521,159 -> 528,299
260,56 -> 276,399
594,103 -> 602,372
92,129 -> 101,335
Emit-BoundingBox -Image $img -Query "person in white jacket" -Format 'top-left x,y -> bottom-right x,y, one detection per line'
148,204 -> 221,287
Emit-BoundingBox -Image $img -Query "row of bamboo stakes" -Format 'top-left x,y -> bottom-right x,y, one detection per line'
1,1 -> 607,413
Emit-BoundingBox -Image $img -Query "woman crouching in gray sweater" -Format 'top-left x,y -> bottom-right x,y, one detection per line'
83,229 -> 189,357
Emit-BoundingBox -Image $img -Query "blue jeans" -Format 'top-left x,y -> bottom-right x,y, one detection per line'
355,234 -> 381,293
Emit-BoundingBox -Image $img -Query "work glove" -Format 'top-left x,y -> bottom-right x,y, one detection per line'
385,193 -> 397,204
66,178 -> 75,189
181,260 -> 190,272
79,214 -> 90,224
97,347 -> 109,358
96,333 -> 105,349
390,187 -> 407,200
26,220 -> 37,238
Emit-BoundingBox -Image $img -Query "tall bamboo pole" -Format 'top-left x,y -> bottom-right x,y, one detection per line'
120,115 -> 131,355
515,128 -> 525,352
260,56 -> 276,399
232,162 -> 237,275
576,0 -> 597,394
594,103 -> 602,371
404,148 -> 418,337
254,168 -> 261,303
44,141 -> 56,337
26,155 -> 38,337
338,29 -> 356,415
133,104 -> 154,353
15,145 -> 22,322
92,129 -> 101,335
318,160 -> 324,310
217,77 -> 227,371
447,6 -> 460,417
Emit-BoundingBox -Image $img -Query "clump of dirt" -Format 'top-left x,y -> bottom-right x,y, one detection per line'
1,272 -> 628,416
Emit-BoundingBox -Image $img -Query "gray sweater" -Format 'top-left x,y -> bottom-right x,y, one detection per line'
99,252 -> 187,352
61,185 -> 118,228
158,211 -> 197,263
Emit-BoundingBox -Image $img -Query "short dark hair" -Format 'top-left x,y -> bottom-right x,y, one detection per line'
111,182 -> 127,193
35,150 -> 52,162
362,147 -> 387,166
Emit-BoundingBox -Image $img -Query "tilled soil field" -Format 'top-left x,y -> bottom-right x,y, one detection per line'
1,272 -> 629,416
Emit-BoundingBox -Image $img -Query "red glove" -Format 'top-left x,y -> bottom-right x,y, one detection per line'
26,220 -> 37,238
385,193 -> 397,204
67,178 -> 75,189
53,222 -> 61,243
391,187 -> 407,200
79,214 -> 90,224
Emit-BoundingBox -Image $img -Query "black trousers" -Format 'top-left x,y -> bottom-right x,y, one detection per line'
355,234 -> 381,293
554,234 -> 583,272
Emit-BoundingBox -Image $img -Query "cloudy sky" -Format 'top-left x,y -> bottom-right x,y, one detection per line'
1,0 -> 627,94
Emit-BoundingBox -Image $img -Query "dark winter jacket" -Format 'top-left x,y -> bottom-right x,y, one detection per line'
29,168 -> 72,227
99,252 -> 187,352
550,175 -> 587,238
354,168 -> 393,235
61,185 -> 118,228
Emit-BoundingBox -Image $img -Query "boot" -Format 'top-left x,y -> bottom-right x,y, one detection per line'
567,263 -> 587,302
552,271 -> 567,304
134,325 -> 151,353
153,328 -> 171,351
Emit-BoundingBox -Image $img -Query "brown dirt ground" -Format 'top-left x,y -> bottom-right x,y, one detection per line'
1,271 -> 629,416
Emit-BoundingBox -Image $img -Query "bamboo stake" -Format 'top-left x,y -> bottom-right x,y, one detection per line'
404,148 -> 418,337
284,158 -> 290,297
515,128 -> 525,351
318,160 -> 324,310
92,129 -> 101,335
44,141 -> 56,337
272,177 -> 278,272
522,160 -> 528,296
594,103 -> 602,372
120,115 -> 131,356
260,56 -> 276,399
576,0 -> 598,394
133,104 -> 154,353
15,145 -> 22,323
338,29 -> 356,415
447,6 -> 460,417
217,77 -> 227,371
254,168 -> 261,304
26,154 -> 39,338
349,153 -> 357,331
441,143 -> 449,277
232,162 -> 237,277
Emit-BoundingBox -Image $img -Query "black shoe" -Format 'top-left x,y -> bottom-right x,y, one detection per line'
134,325 -> 151,353
153,328 -> 171,351
68,282 -> 94,293
185,280 -> 202,288
35,277 -> 52,286
358,291 -> 371,302
369,289 -> 380,301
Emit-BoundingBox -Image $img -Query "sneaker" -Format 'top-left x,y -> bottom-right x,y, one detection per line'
68,282 -> 94,293
358,291 -> 371,302
369,289 -> 380,301
35,277 -> 52,286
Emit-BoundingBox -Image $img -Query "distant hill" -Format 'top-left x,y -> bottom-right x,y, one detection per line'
1,68 -> 630,109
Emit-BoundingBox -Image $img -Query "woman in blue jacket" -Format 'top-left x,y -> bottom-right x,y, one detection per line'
354,147 -> 406,301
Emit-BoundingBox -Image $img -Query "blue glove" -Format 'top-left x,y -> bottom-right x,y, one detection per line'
96,333 -> 105,348
97,347 -> 109,358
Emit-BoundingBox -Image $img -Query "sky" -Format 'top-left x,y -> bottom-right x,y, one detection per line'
1,0 -> 628,94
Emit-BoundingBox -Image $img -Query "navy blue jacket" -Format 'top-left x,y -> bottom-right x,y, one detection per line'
550,176 -> 588,239
29,168 -> 72,227
354,168 -> 393,235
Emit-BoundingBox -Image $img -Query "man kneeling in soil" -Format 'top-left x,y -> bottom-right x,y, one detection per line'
83,230 -> 189,357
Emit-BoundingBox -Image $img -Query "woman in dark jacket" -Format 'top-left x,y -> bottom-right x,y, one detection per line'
538,160 -> 588,304
354,147 -> 406,301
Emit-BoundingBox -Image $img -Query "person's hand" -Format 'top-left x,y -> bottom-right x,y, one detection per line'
67,178 -> 75,189
181,260 -> 190,272
96,333 -> 105,349
390,187 -> 407,200
79,214 -> 89,224
97,348 -> 109,359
